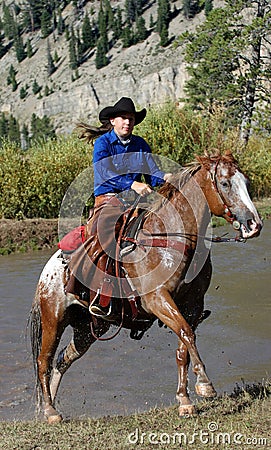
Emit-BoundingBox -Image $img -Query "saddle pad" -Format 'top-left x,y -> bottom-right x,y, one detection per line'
58,225 -> 86,253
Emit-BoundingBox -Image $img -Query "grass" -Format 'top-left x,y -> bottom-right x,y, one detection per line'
1,382 -> 270,449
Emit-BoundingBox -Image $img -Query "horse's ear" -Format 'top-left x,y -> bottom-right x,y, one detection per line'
224,149 -> 232,157
223,149 -> 237,164
196,154 -> 211,170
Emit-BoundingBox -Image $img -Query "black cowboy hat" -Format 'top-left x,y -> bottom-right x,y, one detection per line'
99,97 -> 147,125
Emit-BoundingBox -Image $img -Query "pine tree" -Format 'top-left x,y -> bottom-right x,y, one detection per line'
26,38 -> 33,58
160,24 -> 168,47
20,86 -> 28,99
65,27 -> 70,41
2,2 -> 15,40
156,0 -> 170,35
47,40 -> 56,76
41,6 -> 52,38
30,113 -> 56,143
7,65 -> 18,91
69,26 -> 78,70
8,115 -> 20,144
0,31 -> 5,58
98,7 -> 107,41
82,13 -> 94,52
57,9 -> 65,35
97,7 -> 109,54
122,26 -> 134,48
44,85 -> 50,96
104,0 -> 114,30
112,7 -> 122,42
135,16 -> 147,43
0,113 -> 8,140
183,0 -> 191,19
14,29 -> 26,63
125,0 -> 143,24
54,50 -> 59,63
32,79 -> 41,95
22,0 -> 44,32
180,0 -> 271,142
205,0 -> 213,17
95,37 -> 108,69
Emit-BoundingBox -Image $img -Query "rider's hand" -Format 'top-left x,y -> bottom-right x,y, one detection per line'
163,173 -> 172,182
131,181 -> 152,196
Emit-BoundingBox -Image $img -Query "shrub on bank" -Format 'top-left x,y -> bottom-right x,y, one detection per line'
0,105 -> 270,219
238,136 -> 271,198
137,103 -> 230,165
0,137 -> 92,219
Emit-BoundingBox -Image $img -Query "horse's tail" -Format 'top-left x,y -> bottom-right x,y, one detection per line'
30,291 -> 43,414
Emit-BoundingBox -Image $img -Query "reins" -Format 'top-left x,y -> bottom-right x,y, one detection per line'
122,230 -> 246,253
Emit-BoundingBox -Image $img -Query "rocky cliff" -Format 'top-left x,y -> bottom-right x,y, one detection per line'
0,0 -> 208,134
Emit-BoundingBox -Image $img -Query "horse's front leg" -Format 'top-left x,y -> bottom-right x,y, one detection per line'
176,339 -> 196,416
144,288 -> 216,403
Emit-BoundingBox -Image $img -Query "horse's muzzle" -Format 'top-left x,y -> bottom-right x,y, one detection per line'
240,218 -> 262,239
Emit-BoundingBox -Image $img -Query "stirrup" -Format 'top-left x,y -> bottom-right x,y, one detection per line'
89,303 -> 111,317
89,294 -> 116,321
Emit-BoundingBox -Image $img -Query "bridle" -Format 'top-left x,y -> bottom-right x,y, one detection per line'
209,159 -> 242,232
121,162 -> 247,253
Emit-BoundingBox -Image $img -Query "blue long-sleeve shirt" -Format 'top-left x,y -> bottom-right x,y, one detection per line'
93,129 -> 165,196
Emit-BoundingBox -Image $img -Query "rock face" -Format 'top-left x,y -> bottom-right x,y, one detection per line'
0,0 -> 204,134
35,59 -> 189,133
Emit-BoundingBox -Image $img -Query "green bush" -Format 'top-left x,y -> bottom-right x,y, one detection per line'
0,137 -> 93,219
137,103 -> 231,165
239,136 -> 271,198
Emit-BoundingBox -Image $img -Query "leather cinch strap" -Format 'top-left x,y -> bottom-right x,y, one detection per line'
121,236 -> 190,256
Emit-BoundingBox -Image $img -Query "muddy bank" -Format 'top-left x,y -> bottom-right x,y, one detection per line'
0,218 -> 59,254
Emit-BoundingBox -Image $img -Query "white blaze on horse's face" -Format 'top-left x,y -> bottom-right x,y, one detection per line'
217,165 -> 263,239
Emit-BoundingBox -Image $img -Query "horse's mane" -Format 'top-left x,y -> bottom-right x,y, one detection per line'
158,149 -> 238,201
158,161 -> 200,200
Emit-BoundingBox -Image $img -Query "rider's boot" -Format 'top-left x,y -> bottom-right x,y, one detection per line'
89,295 -> 118,322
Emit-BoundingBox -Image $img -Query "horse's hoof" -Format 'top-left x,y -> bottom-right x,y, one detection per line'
179,404 -> 197,417
195,382 -> 217,398
45,406 -> 63,424
47,414 -> 63,424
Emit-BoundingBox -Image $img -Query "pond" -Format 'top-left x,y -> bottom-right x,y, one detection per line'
0,221 -> 270,421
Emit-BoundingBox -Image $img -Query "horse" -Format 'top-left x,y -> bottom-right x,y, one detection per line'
30,151 -> 262,424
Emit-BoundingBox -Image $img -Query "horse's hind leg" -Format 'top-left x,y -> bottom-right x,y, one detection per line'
50,309 -> 110,406
50,320 -> 97,403
37,317 -> 65,424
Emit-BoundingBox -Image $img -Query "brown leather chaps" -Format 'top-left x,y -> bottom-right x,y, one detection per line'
65,194 -> 125,297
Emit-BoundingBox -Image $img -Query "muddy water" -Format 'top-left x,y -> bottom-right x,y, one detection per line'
0,222 -> 270,422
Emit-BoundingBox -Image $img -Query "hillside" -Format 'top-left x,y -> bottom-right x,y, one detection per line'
0,0 -> 213,135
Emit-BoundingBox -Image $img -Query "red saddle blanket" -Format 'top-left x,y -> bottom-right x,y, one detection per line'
58,225 -> 86,253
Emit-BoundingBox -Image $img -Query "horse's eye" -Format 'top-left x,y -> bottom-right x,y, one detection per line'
220,180 -> 229,189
